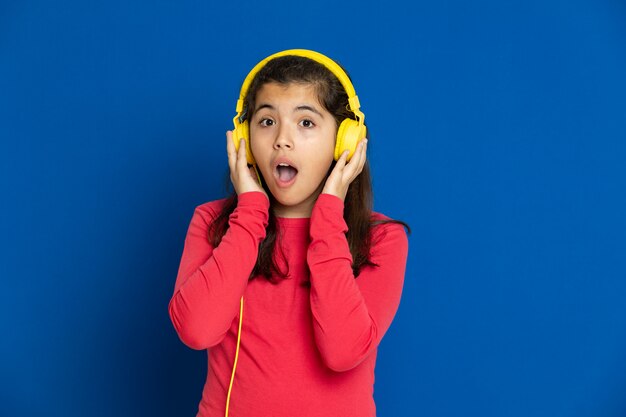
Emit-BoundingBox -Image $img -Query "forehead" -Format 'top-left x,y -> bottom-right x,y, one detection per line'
254,82 -> 323,108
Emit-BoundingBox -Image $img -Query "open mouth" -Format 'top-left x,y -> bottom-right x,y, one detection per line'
274,161 -> 298,185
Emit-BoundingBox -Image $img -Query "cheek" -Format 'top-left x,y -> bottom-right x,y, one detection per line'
311,127 -> 337,154
248,132 -> 265,160
311,149 -> 335,179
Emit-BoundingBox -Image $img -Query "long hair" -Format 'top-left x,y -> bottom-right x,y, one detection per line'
209,55 -> 410,284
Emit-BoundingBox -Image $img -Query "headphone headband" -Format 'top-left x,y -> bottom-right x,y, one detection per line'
235,49 -> 362,118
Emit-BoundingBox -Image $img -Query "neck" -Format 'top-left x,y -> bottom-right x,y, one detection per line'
270,182 -> 325,218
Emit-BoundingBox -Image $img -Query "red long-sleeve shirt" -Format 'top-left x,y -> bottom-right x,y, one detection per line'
168,191 -> 408,417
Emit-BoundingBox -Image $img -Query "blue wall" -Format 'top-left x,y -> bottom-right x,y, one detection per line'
1,1 -> 625,416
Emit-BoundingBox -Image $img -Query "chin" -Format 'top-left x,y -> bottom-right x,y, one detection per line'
269,186 -> 320,211
270,192 -> 306,207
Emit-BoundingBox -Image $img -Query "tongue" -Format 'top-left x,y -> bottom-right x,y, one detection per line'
277,166 -> 297,182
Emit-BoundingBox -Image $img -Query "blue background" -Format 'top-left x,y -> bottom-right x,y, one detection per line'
1,0 -> 625,416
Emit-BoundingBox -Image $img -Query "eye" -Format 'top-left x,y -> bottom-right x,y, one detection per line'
259,118 -> 274,127
300,119 -> 315,128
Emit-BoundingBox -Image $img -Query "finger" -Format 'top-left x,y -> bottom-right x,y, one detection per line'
226,131 -> 237,173
343,140 -> 366,179
355,139 -> 368,174
237,138 -> 248,172
335,149 -> 349,171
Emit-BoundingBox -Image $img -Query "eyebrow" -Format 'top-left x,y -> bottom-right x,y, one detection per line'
254,103 -> 324,118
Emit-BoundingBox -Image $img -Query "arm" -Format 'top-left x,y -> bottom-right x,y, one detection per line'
307,193 -> 409,372
168,191 -> 269,350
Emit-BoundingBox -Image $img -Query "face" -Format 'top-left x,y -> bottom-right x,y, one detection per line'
249,82 -> 337,218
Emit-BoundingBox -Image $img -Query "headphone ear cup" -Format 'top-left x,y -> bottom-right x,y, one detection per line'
234,120 -> 255,165
335,118 -> 367,161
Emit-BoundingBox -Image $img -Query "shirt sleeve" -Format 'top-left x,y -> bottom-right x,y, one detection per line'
168,191 -> 269,350
307,193 -> 409,372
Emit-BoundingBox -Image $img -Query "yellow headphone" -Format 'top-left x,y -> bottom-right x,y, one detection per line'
232,48 -> 367,164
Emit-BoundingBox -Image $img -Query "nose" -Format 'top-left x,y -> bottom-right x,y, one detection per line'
273,123 -> 293,151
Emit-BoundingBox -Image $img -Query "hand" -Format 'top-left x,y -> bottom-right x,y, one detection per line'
321,138 -> 368,201
226,130 -> 267,197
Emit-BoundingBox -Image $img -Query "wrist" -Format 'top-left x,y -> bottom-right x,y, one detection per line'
320,186 -> 347,202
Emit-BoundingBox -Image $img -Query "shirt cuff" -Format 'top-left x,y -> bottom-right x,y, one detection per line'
237,191 -> 270,209
317,193 -> 345,212
311,193 -> 348,238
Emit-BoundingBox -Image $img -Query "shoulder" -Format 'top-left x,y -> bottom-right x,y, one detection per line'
371,210 -> 392,223
370,210 -> 409,246
363,210 -> 409,267
192,192 -> 267,225
370,210 -> 407,231
192,197 -> 232,225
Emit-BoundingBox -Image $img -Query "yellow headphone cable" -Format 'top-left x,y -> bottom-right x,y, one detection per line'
225,296 -> 244,417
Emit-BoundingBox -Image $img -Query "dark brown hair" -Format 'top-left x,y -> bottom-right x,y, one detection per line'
209,55 -> 410,284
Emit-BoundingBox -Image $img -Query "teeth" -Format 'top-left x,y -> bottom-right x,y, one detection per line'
278,163 -> 290,167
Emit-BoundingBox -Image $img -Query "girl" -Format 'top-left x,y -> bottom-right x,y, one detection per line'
168,49 -> 409,417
